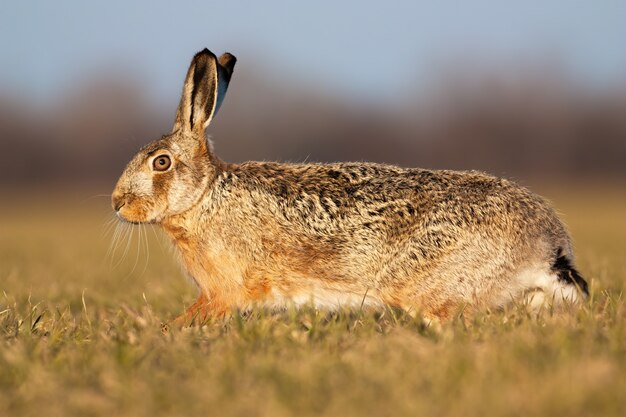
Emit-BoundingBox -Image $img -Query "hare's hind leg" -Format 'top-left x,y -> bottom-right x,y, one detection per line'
513,258 -> 588,310
514,269 -> 577,310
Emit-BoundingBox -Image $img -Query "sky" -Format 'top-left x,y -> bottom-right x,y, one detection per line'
1,0 -> 625,102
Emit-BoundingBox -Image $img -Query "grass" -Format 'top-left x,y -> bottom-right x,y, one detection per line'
1,187 -> 625,417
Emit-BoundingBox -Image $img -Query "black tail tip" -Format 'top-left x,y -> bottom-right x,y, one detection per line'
552,249 -> 589,296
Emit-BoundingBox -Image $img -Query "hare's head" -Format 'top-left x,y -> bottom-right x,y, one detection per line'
112,49 -> 236,223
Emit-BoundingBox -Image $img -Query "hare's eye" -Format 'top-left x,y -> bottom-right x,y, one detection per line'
153,155 -> 171,171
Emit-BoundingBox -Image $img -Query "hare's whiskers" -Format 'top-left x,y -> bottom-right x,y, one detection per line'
80,194 -> 113,205
112,223 -> 132,269
140,223 -> 150,277
106,221 -> 122,261
129,224 -> 143,276
100,217 -> 120,269
101,217 -> 118,238
108,222 -> 123,265
120,224 -> 135,267
149,223 -> 167,253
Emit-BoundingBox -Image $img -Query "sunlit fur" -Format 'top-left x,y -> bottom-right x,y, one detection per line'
112,48 -> 588,325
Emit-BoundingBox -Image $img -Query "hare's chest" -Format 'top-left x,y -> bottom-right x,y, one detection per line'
166,231 -> 246,293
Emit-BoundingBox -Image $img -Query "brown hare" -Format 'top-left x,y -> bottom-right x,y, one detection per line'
112,48 -> 588,325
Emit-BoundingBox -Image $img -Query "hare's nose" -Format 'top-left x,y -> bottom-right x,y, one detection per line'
111,193 -> 127,212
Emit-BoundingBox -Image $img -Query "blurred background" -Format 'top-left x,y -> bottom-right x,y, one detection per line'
1,0 -> 625,192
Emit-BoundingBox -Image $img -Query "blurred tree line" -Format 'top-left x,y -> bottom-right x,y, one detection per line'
1,61 -> 625,189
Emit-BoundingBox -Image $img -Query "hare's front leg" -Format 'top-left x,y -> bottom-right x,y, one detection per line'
172,292 -> 229,327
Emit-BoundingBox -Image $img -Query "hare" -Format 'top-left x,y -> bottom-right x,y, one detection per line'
112,48 -> 588,325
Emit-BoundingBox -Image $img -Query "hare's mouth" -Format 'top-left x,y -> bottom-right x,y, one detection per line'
115,203 -> 154,224
115,211 -> 141,225
115,214 -> 142,225
115,209 -> 160,225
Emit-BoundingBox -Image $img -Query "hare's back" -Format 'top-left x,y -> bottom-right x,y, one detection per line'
230,161 -> 552,224
225,161 -> 565,248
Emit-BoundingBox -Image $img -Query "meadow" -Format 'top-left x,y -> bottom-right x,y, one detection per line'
1,186 -> 625,417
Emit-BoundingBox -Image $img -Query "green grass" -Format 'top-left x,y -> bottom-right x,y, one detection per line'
1,189 -> 625,417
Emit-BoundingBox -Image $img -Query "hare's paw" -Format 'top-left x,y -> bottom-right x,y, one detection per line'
170,293 -> 228,328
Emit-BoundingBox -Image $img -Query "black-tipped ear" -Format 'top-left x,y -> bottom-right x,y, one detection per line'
215,53 -> 237,114
174,48 -> 234,134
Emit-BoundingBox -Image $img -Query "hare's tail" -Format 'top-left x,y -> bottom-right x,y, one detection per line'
552,248 -> 589,297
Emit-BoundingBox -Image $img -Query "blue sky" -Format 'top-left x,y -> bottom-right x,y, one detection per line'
1,1 -> 625,101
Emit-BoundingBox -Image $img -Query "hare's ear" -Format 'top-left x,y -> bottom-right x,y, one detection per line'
173,48 -> 236,134
216,53 -> 236,114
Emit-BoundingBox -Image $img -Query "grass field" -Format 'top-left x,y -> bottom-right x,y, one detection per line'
1,187 -> 625,417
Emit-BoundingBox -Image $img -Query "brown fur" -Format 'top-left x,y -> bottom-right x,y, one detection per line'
112,48 -> 587,326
